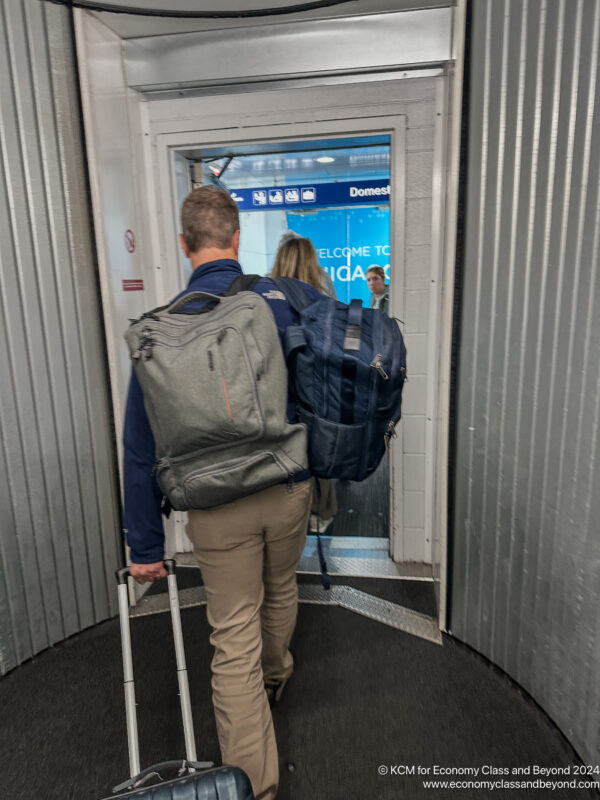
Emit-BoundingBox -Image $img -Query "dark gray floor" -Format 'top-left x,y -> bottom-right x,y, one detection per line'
0,602 -> 596,800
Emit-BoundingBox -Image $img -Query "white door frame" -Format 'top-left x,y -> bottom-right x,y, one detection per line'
145,108 -> 418,562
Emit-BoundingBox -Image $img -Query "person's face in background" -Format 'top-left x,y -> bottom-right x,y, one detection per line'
367,271 -> 387,297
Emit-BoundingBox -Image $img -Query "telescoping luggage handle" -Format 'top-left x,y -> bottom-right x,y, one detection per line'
115,559 -> 212,789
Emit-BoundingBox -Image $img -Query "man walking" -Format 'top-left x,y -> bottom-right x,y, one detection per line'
123,186 -> 319,800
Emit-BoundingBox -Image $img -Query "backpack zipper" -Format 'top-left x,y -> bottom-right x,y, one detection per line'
131,327 -> 155,360
384,420 -> 397,450
370,353 -> 389,380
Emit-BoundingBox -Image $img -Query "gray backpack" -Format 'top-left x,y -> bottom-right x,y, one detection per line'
124,276 -> 308,511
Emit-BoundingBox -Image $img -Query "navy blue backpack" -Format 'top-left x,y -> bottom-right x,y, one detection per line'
272,277 -> 407,482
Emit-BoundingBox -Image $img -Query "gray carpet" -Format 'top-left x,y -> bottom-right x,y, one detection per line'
153,567 -> 438,618
0,603 -> 596,800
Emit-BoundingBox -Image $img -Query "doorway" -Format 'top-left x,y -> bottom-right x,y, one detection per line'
136,76 -> 445,595
175,135 -> 394,541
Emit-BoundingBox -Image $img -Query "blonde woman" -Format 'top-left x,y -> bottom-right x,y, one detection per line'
271,231 -> 338,532
271,231 -> 337,298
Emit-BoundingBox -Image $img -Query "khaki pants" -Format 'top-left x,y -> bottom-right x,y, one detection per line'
186,479 -> 311,800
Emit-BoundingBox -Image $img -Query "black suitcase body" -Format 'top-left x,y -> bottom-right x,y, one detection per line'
105,560 -> 255,800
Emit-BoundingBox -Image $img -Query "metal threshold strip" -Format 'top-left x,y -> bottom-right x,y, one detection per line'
299,536 -> 434,580
130,582 -> 442,645
174,538 -> 434,581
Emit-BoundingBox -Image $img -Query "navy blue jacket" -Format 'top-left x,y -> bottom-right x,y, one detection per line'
123,259 -> 321,563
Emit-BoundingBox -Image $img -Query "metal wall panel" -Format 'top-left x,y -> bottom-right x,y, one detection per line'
0,0 -> 121,676
453,0 -> 600,764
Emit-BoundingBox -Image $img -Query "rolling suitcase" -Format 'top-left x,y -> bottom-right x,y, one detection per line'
103,559 -> 254,799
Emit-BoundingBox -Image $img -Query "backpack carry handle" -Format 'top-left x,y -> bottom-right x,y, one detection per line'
167,276 -> 262,315
167,291 -> 222,314
277,278 -> 364,352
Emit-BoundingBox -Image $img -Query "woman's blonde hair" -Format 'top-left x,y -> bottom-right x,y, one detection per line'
271,232 -> 324,291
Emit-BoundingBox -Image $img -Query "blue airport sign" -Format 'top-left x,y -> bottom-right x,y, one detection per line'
229,179 -> 390,211
288,206 -> 390,306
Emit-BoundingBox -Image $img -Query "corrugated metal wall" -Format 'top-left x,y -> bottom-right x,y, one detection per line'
453,0 -> 600,764
0,0 -> 121,676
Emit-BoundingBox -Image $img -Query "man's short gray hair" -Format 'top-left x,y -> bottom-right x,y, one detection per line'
181,186 -> 240,253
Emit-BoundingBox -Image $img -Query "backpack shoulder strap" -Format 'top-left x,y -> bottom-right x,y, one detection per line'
271,276 -> 312,313
222,274 -> 262,296
343,299 -> 363,351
